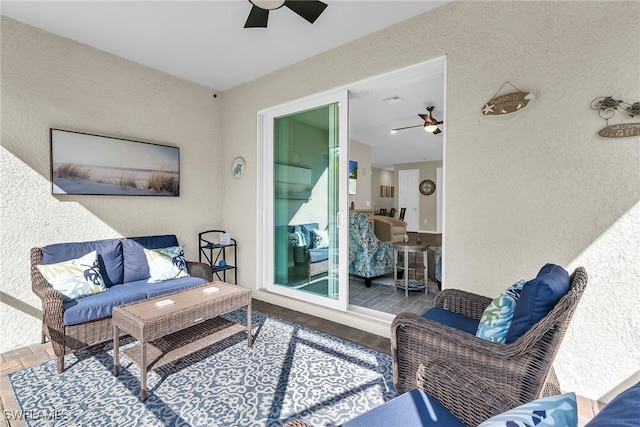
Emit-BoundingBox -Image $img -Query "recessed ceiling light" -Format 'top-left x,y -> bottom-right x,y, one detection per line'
382,96 -> 404,104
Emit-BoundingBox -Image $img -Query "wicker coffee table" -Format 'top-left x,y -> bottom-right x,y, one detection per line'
112,281 -> 252,400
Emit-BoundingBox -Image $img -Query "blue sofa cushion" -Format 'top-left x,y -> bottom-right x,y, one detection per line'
506,264 -> 570,343
308,248 -> 329,263
585,381 -> 640,427
62,284 -> 147,326
341,388 -> 466,427
43,239 -> 123,287
122,235 -> 179,283
422,307 -> 480,335
125,276 -> 206,299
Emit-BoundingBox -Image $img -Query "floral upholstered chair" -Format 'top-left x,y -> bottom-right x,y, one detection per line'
349,213 -> 394,287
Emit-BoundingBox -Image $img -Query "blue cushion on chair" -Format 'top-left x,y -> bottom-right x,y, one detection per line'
62,284 -> 147,325
341,388 -> 466,427
125,276 -> 206,299
422,307 -> 480,335
43,239 -> 124,286
506,263 -> 570,343
122,235 -> 179,283
585,381 -> 640,427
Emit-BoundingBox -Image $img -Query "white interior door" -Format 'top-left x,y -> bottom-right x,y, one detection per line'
398,169 -> 419,231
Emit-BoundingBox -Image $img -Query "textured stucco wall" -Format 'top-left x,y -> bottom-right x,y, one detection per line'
221,1 -> 639,401
0,17 -> 223,352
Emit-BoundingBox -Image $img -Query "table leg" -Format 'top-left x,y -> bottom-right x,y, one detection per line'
113,325 -> 119,377
404,248 -> 409,297
394,248 -> 398,287
247,301 -> 253,347
140,342 -> 147,400
423,249 -> 429,295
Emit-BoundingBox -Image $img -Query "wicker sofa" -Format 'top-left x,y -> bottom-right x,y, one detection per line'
31,234 -> 212,373
288,223 -> 329,281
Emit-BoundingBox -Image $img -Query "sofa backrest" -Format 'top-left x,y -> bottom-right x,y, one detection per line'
41,234 -> 180,286
42,238 -> 124,287
122,234 -> 179,283
288,223 -> 319,249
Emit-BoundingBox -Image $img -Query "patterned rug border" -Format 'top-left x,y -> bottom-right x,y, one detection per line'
8,309 -> 397,427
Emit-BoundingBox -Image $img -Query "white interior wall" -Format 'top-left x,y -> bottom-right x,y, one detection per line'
0,17 -> 223,352
222,1 -> 639,401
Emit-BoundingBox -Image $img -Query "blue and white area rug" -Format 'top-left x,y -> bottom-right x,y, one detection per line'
8,310 -> 397,426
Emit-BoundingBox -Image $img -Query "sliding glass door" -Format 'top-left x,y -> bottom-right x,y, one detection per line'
258,91 -> 349,310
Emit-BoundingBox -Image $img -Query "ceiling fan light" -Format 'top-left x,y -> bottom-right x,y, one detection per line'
424,124 -> 438,132
250,0 -> 285,10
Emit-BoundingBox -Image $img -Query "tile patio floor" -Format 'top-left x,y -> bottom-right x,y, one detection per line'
1,299 -> 602,426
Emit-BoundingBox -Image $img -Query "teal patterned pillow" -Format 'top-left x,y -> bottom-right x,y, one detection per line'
476,279 -> 525,343
478,392 -> 577,427
144,245 -> 190,283
37,250 -> 106,301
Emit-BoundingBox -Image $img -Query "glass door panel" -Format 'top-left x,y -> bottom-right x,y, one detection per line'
258,91 -> 348,310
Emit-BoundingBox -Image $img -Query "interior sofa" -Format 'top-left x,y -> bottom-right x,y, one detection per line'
288,223 -> 329,281
31,234 -> 213,373
373,215 -> 407,242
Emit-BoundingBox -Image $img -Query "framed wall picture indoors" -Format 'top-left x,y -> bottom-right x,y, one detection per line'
50,129 -> 180,196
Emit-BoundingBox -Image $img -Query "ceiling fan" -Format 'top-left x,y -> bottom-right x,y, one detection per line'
244,0 -> 328,28
390,106 -> 443,135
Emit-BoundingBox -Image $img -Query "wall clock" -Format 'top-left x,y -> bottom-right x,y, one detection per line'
419,179 -> 435,195
231,156 -> 246,179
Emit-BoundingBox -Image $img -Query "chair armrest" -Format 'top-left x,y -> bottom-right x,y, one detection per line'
434,288 -> 492,320
186,260 -> 213,282
391,312 -> 539,394
417,360 -> 520,426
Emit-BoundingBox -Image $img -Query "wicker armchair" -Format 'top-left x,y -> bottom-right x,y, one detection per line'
283,359 -> 521,427
30,247 -> 212,373
391,267 -> 588,405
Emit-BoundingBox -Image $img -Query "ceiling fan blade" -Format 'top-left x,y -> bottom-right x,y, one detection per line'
244,5 -> 270,28
432,127 -> 442,135
284,0 -> 328,24
391,124 -> 424,132
418,113 -> 429,121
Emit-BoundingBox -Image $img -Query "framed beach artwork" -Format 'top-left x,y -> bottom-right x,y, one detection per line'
50,129 -> 180,196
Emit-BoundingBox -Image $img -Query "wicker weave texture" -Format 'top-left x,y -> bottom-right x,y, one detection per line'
391,267 -> 588,406
30,246 -> 214,373
112,282 -> 250,342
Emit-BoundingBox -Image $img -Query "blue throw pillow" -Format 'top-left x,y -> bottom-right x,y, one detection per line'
478,392 -> 577,427
476,279 -> 525,343
506,264 -> 570,343
585,381 -> 640,427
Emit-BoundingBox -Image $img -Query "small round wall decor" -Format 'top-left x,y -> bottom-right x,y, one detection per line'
419,179 -> 435,196
231,156 -> 246,179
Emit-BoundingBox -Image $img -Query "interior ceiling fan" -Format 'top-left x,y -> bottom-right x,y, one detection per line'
390,106 -> 443,135
244,0 -> 328,28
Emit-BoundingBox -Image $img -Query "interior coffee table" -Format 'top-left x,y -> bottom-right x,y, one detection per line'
112,281 -> 252,400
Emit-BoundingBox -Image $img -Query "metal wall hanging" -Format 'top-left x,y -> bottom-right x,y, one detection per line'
590,96 -> 640,138
482,81 -> 535,116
